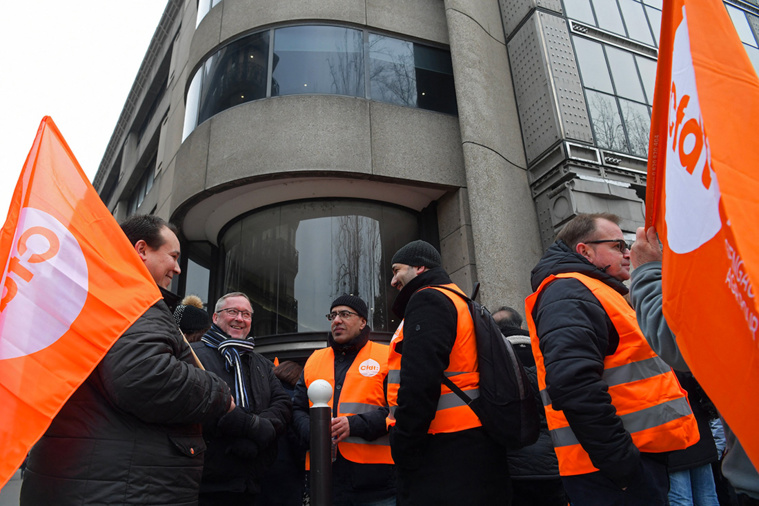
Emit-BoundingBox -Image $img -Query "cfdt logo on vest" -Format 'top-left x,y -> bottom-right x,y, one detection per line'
0,208 -> 88,360
359,359 -> 381,377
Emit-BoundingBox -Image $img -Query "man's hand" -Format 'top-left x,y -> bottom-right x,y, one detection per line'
227,396 -> 236,413
630,226 -> 662,269
331,416 -> 351,443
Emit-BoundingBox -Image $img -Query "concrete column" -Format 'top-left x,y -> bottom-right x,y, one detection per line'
443,0 -> 543,309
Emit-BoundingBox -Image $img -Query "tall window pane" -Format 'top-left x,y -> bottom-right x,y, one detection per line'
645,7 -> 662,46
635,55 -> 657,105
619,99 -> 650,157
273,26 -> 364,97
182,70 -> 202,140
728,6 -> 758,47
220,201 -> 418,336
586,90 -> 628,152
198,31 -> 270,125
564,0 -> 596,25
619,0 -> 654,46
574,37 -> 613,93
592,0 -> 626,36
607,46 -> 645,102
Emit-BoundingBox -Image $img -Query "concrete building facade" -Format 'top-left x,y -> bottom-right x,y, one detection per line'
93,0 -> 759,358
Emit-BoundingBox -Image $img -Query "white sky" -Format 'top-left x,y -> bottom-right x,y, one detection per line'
0,1 -> 169,220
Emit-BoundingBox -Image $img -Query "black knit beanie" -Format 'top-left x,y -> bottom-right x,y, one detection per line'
173,304 -> 212,333
391,240 -> 441,268
330,295 -> 368,320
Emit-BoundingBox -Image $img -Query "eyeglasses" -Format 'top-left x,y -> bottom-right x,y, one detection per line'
326,310 -> 359,321
218,308 -> 253,320
585,239 -> 630,253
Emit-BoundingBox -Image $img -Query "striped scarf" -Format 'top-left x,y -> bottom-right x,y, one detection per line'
201,324 -> 256,409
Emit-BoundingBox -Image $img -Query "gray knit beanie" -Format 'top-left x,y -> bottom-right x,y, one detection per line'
391,240 -> 441,268
330,295 -> 368,320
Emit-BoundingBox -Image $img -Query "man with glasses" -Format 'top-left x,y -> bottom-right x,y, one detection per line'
525,213 -> 698,506
292,295 -> 396,506
192,292 -> 292,506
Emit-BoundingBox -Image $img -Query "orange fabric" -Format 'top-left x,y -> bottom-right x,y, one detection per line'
0,117 -> 161,488
303,341 -> 393,464
526,273 -> 698,476
387,283 -> 481,434
646,0 -> 759,468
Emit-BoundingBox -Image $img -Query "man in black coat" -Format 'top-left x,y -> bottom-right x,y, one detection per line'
387,240 -> 509,505
21,215 -> 234,506
192,292 -> 292,506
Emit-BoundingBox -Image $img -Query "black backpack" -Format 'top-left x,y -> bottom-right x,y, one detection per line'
433,284 -> 540,450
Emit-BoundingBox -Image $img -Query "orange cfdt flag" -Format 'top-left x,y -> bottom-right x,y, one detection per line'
0,117 -> 161,488
646,0 -> 759,468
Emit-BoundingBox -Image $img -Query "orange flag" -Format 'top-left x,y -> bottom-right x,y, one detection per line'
0,117 -> 161,488
646,1 -> 759,467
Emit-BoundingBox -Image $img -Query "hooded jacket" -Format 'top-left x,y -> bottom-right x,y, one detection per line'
529,240 -> 644,487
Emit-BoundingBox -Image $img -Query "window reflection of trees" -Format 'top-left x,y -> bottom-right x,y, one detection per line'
326,29 -> 365,97
369,36 -> 418,107
587,91 -> 629,153
620,100 -> 651,157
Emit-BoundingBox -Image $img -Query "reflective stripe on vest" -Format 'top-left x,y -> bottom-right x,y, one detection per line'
386,283 -> 482,434
303,340 -> 393,465
525,272 -> 699,476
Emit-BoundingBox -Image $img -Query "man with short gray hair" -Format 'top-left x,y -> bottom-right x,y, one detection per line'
192,292 -> 292,506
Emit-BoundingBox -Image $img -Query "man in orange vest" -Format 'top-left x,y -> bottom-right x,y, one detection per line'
525,213 -> 699,506
387,240 -> 509,505
292,295 -> 395,506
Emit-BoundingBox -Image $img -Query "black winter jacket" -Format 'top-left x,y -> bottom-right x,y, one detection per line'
292,326 -> 395,503
390,267 -> 509,505
21,291 -> 232,506
530,240 -> 645,488
192,334 -> 292,496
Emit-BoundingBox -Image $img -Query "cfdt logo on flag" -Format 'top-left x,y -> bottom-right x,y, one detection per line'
665,9 -> 722,254
0,207 -> 88,359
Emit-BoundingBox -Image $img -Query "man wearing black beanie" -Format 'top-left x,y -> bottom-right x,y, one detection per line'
387,240 -> 509,505
292,295 -> 396,505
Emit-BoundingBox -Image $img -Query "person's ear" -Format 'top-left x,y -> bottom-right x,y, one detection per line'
359,318 -> 367,330
576,243 -> 592,261
134,239 -> 149,261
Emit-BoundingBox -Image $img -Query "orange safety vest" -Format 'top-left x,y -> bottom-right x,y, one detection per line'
303,340 -> 393,464
387,284 -> 482,434
525,272 -> 699,476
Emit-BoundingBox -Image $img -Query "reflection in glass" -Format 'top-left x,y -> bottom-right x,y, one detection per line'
574,37 -> 613,93
728,6 -> 758,47
182,71 -> 202,140
743,44 -> 759,78
642,0 -> 662,9
592,0 -> 626,36
586,90 -> 628,152
645,6 -> 662,46
636,55 -> 657,105
369,35 -> 457,114
564,0 -> 596,25
607,46 -> 645,102
618,0 -> 655,46
197,31 -> 270,126
196,0 -> 222,27
273,26 -> 364,97
619,99 -> 651,157
220,201 -> 418,337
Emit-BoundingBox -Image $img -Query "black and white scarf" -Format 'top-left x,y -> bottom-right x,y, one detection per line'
201,324 -> 256,409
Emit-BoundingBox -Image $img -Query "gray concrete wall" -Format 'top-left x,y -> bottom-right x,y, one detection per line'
443,0 -> 543,311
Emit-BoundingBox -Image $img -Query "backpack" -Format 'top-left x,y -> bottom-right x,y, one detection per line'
433,284 -> 540,450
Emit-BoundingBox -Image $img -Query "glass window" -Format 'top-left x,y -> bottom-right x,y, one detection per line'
618,0 -> 655,46
183,70 -> 202,140
563,0 -> 596,25
727,6 -> 758,48
220,200 -> 419,336
592,0 -> 626,36
186,259 -> 211,306
272,26 -> 364,97
196,0 -> 222,27
586,90 -> 628,152
642,0 -> 662,9
743,44 -> 759,78
607,46 -> 646,102
645,6 -> 662,46
635,55 -> 657,105
574,37 -> 613,93
619,99 -> 650,157
198,31 -> 270,125
369,35 -> 457,114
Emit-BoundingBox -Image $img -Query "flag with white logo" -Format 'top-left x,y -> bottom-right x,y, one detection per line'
0,117 -> 161,487
646,0 -> 759,467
